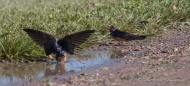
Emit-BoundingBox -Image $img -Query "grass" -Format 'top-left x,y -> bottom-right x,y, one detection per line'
0,0 -> 190,61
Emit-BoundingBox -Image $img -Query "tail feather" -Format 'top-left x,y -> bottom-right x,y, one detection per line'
139,36 -> 147,39
130,35 -> 147,40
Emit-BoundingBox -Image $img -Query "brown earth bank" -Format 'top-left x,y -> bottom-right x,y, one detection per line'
9,28 -> 190,86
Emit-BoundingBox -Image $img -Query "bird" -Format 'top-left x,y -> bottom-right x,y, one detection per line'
108,26 -> 146,45
23,29 -> 95,63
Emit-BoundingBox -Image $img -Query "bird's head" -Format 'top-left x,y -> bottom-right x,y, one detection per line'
56,51 -> 67,62
108,26 -> 117,32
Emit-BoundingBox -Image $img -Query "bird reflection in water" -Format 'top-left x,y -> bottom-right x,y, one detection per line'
44,63 -> 66,77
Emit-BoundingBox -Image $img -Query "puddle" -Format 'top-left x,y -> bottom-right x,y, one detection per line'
0,49 -> 144,85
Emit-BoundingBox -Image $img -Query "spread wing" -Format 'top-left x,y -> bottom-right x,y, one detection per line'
23,29 -> 57,55
57,30 -> 95,54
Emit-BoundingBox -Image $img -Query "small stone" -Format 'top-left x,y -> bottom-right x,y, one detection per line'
96,73 -> 99,76
109,73 -> 114,76
174,48 -> 178,52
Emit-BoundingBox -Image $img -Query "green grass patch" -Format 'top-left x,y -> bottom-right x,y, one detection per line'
0,0 -> 190,61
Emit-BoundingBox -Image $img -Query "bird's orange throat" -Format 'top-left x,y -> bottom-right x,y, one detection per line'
109,28 -> 116,32
56,56 -> 67,62
56,53 -> 67,62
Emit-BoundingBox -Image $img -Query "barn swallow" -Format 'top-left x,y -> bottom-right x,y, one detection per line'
23,29 -> 95,63
108,26 -> 146,42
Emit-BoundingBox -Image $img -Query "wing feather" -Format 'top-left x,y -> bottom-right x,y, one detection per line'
23,29 -> 57,55
57,30 -> 95,54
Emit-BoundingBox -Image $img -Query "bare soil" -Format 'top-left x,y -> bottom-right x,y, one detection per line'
11,28 -> 190,86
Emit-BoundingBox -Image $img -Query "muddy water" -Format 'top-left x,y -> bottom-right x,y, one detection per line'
0,49 -> 143,85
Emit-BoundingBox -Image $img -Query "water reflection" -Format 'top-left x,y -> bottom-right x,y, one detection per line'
44,64 -> 66,77
0,50 -> 111,85
0,49 -> 140,85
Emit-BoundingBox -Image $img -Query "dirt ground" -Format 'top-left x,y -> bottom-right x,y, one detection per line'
12,28 -> 190,86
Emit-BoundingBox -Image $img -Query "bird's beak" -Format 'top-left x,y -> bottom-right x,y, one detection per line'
107,27 -> 112,32
108,27 -> 115,32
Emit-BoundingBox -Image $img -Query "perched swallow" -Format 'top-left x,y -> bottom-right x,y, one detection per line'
23,29 -> 95,63
108,26 -> 146,41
